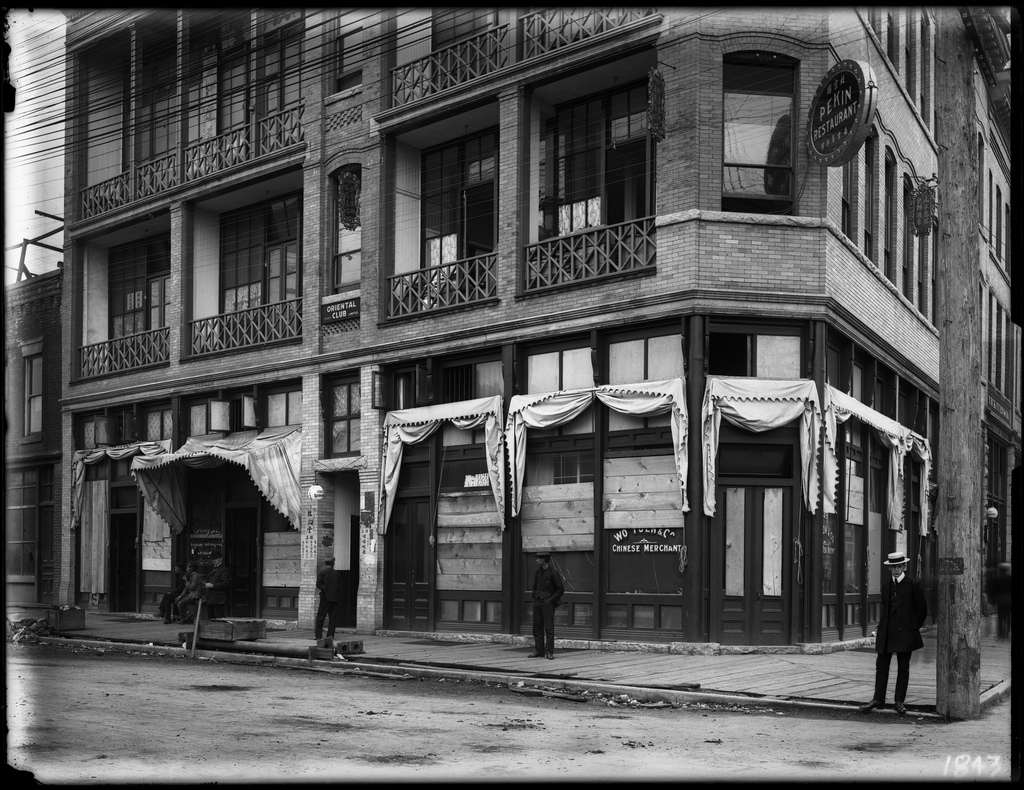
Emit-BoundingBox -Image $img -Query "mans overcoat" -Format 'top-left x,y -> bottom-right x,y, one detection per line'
875,575 -> 928,654
205,563 -> 231,607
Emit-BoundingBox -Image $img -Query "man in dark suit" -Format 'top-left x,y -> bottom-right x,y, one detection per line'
529,552 -> 564,660
860,551 -> 929,715
203,550 -> 231,620
314,557 -> 344,642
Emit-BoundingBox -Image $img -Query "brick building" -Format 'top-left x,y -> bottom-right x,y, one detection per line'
5,269 -> 63,604
57,8 -> 1017,645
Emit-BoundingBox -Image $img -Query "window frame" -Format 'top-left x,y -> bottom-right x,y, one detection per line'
327,377 -> 361,456
721,52 -> 797,215
108,236 -> 172,338
334,25 -> 364,93
333,167 -> 362,293
883,149 -> 896,280
24,354 -> 43,436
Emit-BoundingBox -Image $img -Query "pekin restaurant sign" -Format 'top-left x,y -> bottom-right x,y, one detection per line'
807,59 -> 877,167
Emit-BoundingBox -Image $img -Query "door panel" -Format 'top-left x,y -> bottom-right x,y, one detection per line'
225,508 -> 257,617
109,514 -> 137,612
715,485 -> 792,645
386,498 -> 432,631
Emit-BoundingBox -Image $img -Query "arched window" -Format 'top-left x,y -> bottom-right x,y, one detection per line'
883,149 -> 895,280
863,133 -> 875,261
333,166 -> 362,293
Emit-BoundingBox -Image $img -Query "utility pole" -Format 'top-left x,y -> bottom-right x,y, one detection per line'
933,8 -> 982,720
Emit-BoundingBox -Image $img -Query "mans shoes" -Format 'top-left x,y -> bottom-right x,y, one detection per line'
545,652 -> 554,660
527,652 -> 544,658
894,702 -> 907,715
163,619 -> 172,624
859,699 -> 883,713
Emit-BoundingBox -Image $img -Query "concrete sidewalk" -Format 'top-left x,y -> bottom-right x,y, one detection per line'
8,605 -> 1011,718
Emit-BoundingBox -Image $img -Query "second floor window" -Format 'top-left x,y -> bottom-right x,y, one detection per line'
883,151 -> 895,279
135,30 -> 178,162
109,236 -> 171,338
335,25 -> 364,93
863,134 -> 875,260
329,379 -> 361,454
722,53 -> 795,215
422,131 -> 496,266
540,82 -> 652,238
256,23 -> 302,117
902,175 -> 913,299
221,196 -> 301,312
24,355 -> 42,435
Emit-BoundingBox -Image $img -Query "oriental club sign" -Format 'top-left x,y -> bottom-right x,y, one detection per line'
807,59 -> 877,167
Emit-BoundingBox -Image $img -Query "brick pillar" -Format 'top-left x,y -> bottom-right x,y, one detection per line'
357,363 -> 385,633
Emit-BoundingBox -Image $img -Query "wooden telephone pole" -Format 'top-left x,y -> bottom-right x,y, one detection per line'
933,8 -> 983,720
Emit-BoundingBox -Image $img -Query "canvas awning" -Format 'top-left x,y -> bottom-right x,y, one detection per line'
131,426 -> 302,533
72,440 -> 171,530
506,378 -> 689,518
822,384 -> 931,534
378,395 -> 505,534
701,377 -> 822,516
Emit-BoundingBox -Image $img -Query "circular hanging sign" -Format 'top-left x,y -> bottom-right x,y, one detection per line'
806,59 -> 877,167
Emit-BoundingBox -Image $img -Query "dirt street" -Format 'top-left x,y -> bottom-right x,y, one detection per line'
6,642 -> 1014,783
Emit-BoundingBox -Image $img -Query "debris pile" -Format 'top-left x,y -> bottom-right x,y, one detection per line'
7,617 -> 56,643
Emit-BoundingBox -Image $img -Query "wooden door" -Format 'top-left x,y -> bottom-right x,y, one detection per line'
109,514 -> 137,612
386,498 -> 432,631
224,507 -> 257,617
714,484 -> 792,645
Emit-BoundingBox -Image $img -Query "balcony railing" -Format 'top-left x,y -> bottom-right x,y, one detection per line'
388,253 -> 497,318
524,218 -> 656,292
392,25 -> 509,106
190,297 -> 302,356
520,7 -> 655,59
79,327 -> 170,379
80,105 -> 305,220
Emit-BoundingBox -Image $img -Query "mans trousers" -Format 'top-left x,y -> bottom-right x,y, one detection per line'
157,593 -> 179,620
873,650 -> 912,704
532,602 -> 555,655
315,597 -> 340,639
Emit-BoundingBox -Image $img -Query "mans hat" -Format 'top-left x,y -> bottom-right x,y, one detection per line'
210,550 -> 223,560
535,552 -> 551,560
883,551 -> 909,566
325,557 -> 336,565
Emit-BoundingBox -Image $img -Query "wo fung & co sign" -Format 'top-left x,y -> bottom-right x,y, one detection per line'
807,59 -> 877,167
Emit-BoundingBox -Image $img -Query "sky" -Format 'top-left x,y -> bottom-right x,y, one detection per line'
4,8 -> 67,285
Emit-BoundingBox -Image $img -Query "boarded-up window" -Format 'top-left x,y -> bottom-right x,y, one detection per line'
435,491 -> 502,591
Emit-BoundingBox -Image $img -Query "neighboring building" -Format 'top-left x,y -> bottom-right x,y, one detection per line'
5,269 -> 63,604
58,8 -> 1016,646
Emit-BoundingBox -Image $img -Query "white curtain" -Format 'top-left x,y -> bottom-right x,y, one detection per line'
506,378 -> 689,518
822,385 -> 931,535
71,440 -> 171,530
378,395 -> 505,533
701,377 -> 821,516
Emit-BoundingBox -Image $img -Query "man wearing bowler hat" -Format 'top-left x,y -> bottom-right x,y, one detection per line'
529,552 -> 564,660
860,551 -> 929,715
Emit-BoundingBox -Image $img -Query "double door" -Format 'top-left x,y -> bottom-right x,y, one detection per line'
712,483 -> 794,645
385,498 -> 432,631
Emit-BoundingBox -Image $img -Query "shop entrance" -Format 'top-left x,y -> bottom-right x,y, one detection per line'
224,507 -> 257,617
385,497 -> 431,631
712,484 -> 793,645
109,514 -> 138,612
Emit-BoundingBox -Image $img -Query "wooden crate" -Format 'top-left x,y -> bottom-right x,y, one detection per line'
46,608 -> 86,631
197,619 -> 266,642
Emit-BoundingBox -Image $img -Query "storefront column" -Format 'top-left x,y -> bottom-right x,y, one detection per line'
357,364 -> 386,633
807,319 -> 828,643
684,315 -> 705,641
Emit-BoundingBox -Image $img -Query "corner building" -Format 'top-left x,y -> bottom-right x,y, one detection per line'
59,9 -> 1017,645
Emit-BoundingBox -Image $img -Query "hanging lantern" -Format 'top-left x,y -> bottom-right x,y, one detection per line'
647,67 -> 666,143
339,171 -> 361,231
912,181 -> 936,237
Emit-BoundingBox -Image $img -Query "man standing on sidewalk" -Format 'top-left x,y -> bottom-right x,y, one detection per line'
314,557 -> 343,643
860,551 -> 929,715
529,552 -> 564,660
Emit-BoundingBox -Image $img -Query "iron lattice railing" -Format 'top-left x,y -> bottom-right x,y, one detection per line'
136,151 -> 179,200
520,7 -> 654,59
81,172 -> 131,219
185,126 -> 252,182
388,254 -> 497,318
259,105 -> 305,155
79,327 -> 170,379
392,25 -> 509,106
190,298 -> 302,356
523,218 -> 656,292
